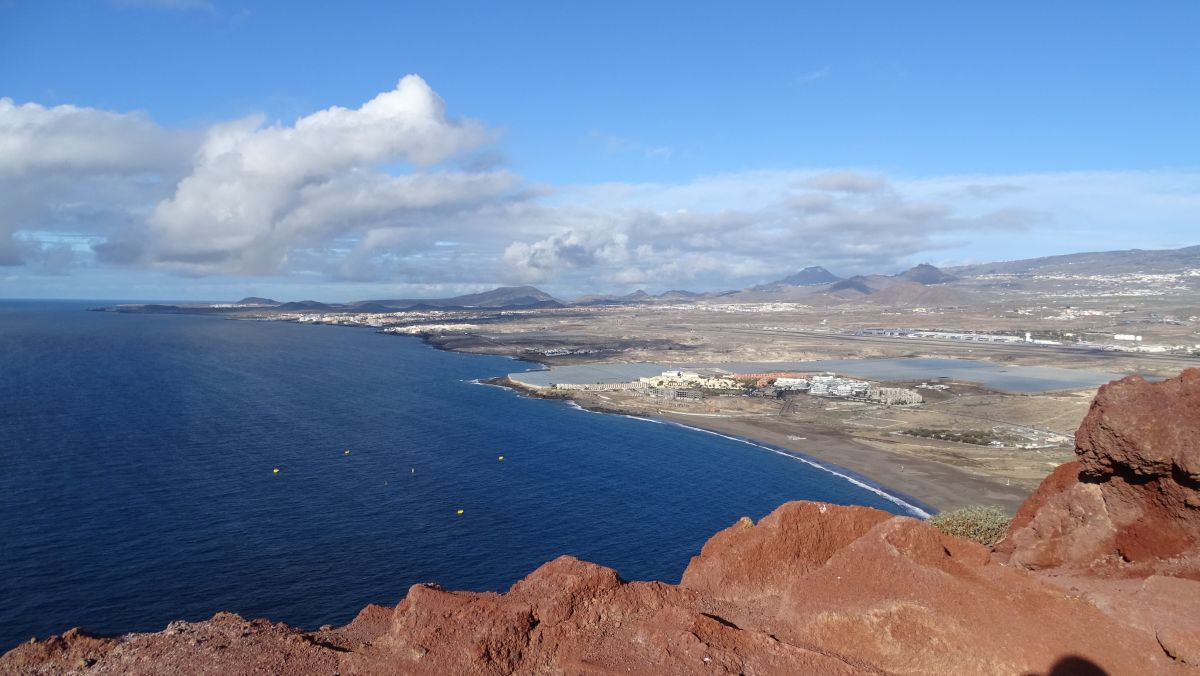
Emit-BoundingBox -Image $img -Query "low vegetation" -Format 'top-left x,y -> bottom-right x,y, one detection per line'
904,427 -> 1000,445
927,505 -> 1012,547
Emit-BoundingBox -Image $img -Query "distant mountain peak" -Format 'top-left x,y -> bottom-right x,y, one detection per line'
782,266 -> 841,285
896,263 -> 957,285
276,300 -> 330,311
447,285 -> 561,308
755,266 -> 842,290
825,275 -> 874,294
237,296 -> 279,305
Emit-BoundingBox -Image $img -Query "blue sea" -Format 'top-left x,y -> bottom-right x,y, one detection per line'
0,300 -> 918,651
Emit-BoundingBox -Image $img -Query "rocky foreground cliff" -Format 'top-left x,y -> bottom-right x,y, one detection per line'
5,370 -> 1200,675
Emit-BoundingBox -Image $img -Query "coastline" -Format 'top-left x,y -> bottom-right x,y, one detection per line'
95,310 -> 1038,515
646,416 -> 935,518
648,412 -> 1029,514
487,375 -> 1033,514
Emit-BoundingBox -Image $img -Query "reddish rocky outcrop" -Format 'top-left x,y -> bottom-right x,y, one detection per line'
996,368 -> 1200,578
6,370 -> 1200,675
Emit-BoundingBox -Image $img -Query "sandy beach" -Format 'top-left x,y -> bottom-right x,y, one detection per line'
495,375 -> 1039,514
654,412 -> 1034,513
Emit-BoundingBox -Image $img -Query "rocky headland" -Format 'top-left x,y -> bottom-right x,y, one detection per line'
5,370 -> 1200,675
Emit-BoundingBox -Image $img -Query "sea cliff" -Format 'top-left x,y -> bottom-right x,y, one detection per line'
5,369 -> 1200,674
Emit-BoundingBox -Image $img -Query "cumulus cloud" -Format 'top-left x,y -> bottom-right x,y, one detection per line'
0,98 -> 196,270
0,98 -> 195,177
504,229 -> 635,282
4,79 -> 1200,295
142,75 -> 498,275
497,172 -> 1038,289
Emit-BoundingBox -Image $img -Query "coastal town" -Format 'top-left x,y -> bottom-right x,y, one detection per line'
93,247 -> 1200,513
545,367 -> 926,407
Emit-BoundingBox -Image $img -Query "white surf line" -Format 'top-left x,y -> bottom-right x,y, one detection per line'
496,382 -> 931,518
658,410 -> 777,418
465,378 -> 514,391
620,414 -> 663,424
658,419 -> 932,519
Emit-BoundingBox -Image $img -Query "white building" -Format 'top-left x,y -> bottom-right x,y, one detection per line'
774,377 -> 810,391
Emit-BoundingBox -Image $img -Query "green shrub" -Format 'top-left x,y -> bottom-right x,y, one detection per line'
927,505 -> 1012,547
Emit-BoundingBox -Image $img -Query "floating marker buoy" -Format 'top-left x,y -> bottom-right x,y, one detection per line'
498,455 -> 504,461
411,468 -> 416,474
272,468 -> 280,474
456,509 -> 465,516
344,449 -> 350,455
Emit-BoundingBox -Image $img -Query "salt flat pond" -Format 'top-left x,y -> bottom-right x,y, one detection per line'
513,357 -> 1124,393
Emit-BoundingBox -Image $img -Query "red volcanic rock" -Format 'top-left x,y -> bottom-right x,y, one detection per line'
680,502 -> 892,603
683,506 -> 1169,675
342,555 -> 861,675
7,369 -> 1200,674
6,509 -> 1185,675
1076,368 -> 1200,481
997,369 -> 1200,577
0,612 -> 344,675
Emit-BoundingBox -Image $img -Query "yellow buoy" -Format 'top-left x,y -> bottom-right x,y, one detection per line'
456,509 -> 465,516
498,455 -> 504,461
272,468 -> 280,474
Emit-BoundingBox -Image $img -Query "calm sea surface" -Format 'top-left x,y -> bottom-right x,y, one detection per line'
0,301 -> 912,650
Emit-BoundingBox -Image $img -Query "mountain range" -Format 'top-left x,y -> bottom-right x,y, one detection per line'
239,244 -> 1197,311
238,286 -> 564,312
945,244 -> 1200,276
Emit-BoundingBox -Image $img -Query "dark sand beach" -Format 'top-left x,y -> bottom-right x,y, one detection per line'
652,412 -> 1032,513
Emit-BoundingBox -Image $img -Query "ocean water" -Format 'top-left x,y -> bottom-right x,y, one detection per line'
0,301 -> 915,651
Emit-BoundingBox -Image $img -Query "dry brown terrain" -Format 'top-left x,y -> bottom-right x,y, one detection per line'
432,292 -> 1198,512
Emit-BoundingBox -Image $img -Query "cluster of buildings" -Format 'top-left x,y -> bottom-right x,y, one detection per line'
856,329 -> 1061,345
383,323 -> 479,335
552,370 -> 743,392
773,375 -> 923,405
637,370 -> 742,390
549,370 -> 922,406
550,382 -> 645,392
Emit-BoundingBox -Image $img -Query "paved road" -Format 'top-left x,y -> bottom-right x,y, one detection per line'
702,326 -> 1199,373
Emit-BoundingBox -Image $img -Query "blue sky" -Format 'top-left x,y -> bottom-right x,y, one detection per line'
2,0 -> 1198,300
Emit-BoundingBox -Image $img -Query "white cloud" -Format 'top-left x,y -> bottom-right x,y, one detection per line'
141,75 -> 499,274
4,79 -> 1200,295
0,98 -> 195,176
0,98 -> 196,268
497,168 -> 1200,291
